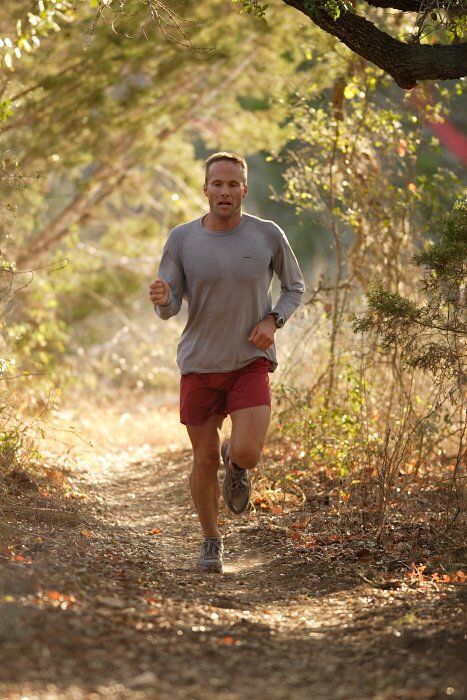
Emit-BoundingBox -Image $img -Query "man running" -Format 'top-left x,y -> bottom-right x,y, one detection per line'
149,152 -> 305,573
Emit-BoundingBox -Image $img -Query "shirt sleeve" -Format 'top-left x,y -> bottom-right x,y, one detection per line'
154,230 -> 186,320
271,227 -> 305,325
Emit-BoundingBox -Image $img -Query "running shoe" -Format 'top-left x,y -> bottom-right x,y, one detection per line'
221,439 -> 251,514
197,537 -> 223,573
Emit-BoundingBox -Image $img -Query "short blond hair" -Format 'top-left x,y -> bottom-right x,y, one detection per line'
204,152 -> 248,184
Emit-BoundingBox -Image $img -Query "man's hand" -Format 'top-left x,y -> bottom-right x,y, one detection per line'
149,277 -> 170,306
248,315 -> 276,350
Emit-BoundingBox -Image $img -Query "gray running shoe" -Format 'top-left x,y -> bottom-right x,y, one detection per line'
197,537 -> 224,573
221,439 -> 251,515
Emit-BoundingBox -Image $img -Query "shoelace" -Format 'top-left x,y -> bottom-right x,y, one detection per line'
203,539 -> 222,559
229,465 -> 249,493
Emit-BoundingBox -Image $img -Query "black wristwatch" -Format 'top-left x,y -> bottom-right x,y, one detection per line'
269,312 -> 284,329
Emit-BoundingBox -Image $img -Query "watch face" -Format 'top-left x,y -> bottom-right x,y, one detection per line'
272,313 -> 283,328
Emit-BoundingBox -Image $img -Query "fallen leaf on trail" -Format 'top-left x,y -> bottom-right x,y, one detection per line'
253,496 -> 271,510
356,548 -> 372,562
43,590 -> 75,602
11,554 -> 28,562
271,505 -> 283,515
288,530 -> 303,541
150,528 -> 162,535
80,529 -> 91,538
217,635 -> 237,646
431,570 -> 466,584
291,520 -> 308,530
45,468 -> 64,485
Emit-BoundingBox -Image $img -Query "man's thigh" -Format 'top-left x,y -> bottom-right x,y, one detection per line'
229,405 -> 271,466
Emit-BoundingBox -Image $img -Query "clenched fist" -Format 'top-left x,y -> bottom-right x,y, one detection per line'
248,315 -> 276,350
149,277 -> 170,306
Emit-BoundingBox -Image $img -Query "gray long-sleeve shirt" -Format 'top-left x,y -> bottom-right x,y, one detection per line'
154,213 -> 305,374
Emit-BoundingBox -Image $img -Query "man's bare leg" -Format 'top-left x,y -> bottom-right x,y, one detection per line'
229,405 -> 271,468
186,413 -> 224,538
221,405 -> 271,514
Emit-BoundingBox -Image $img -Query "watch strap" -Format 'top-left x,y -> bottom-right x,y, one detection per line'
269,312 -> 284,329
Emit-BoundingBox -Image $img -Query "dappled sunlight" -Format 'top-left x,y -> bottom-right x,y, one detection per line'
222,554 -> 271,575
37,395 -> 192,460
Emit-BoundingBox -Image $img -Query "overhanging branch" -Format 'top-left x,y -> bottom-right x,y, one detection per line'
365,0 -> 425,11
283,0 -> 467,88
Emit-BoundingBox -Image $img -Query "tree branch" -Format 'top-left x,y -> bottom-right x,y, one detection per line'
365,0 -> 424,11
283,0 -> 467,88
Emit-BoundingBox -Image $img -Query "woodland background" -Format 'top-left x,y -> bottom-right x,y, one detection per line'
0,1 -> 466,698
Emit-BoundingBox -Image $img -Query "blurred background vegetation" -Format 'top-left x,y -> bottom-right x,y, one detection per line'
1,0 -> 465,542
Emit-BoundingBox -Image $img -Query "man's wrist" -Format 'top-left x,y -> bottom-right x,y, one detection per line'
156,294 -> 171,308
267,312 -> 284,329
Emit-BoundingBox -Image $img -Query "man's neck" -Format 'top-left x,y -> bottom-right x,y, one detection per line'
202,211 -> 243,232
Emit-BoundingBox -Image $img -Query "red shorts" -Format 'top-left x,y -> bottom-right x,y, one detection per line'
180,357 -> 273,426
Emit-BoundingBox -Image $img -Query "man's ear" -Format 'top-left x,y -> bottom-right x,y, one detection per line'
242,184 -> 248,199
203,182 -> 208,196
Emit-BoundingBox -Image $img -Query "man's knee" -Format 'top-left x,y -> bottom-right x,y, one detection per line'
193,448 -> 220,473
230,443 -> 262,469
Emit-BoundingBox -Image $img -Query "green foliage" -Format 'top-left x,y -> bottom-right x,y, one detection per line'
354,280 -> 420,325
0,424 -> 23,471
413,199 -> 467,284
303,0 -> 355,20
0,0 -> 77,71
232,0 -> 269,20
0,100 -> 13,122
237,95 -> 271,111
353,199 -> 466,390
275,362 -> 375,478
280,61 -> 465,295
445,13 -> 467,41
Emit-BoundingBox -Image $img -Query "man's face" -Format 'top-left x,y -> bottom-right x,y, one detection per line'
203,160 -> 248,220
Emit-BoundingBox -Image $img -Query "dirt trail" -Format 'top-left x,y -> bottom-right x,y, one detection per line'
0,408 -> 464,700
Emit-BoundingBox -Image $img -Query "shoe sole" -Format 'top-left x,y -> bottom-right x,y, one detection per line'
196,563 -> 223,573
